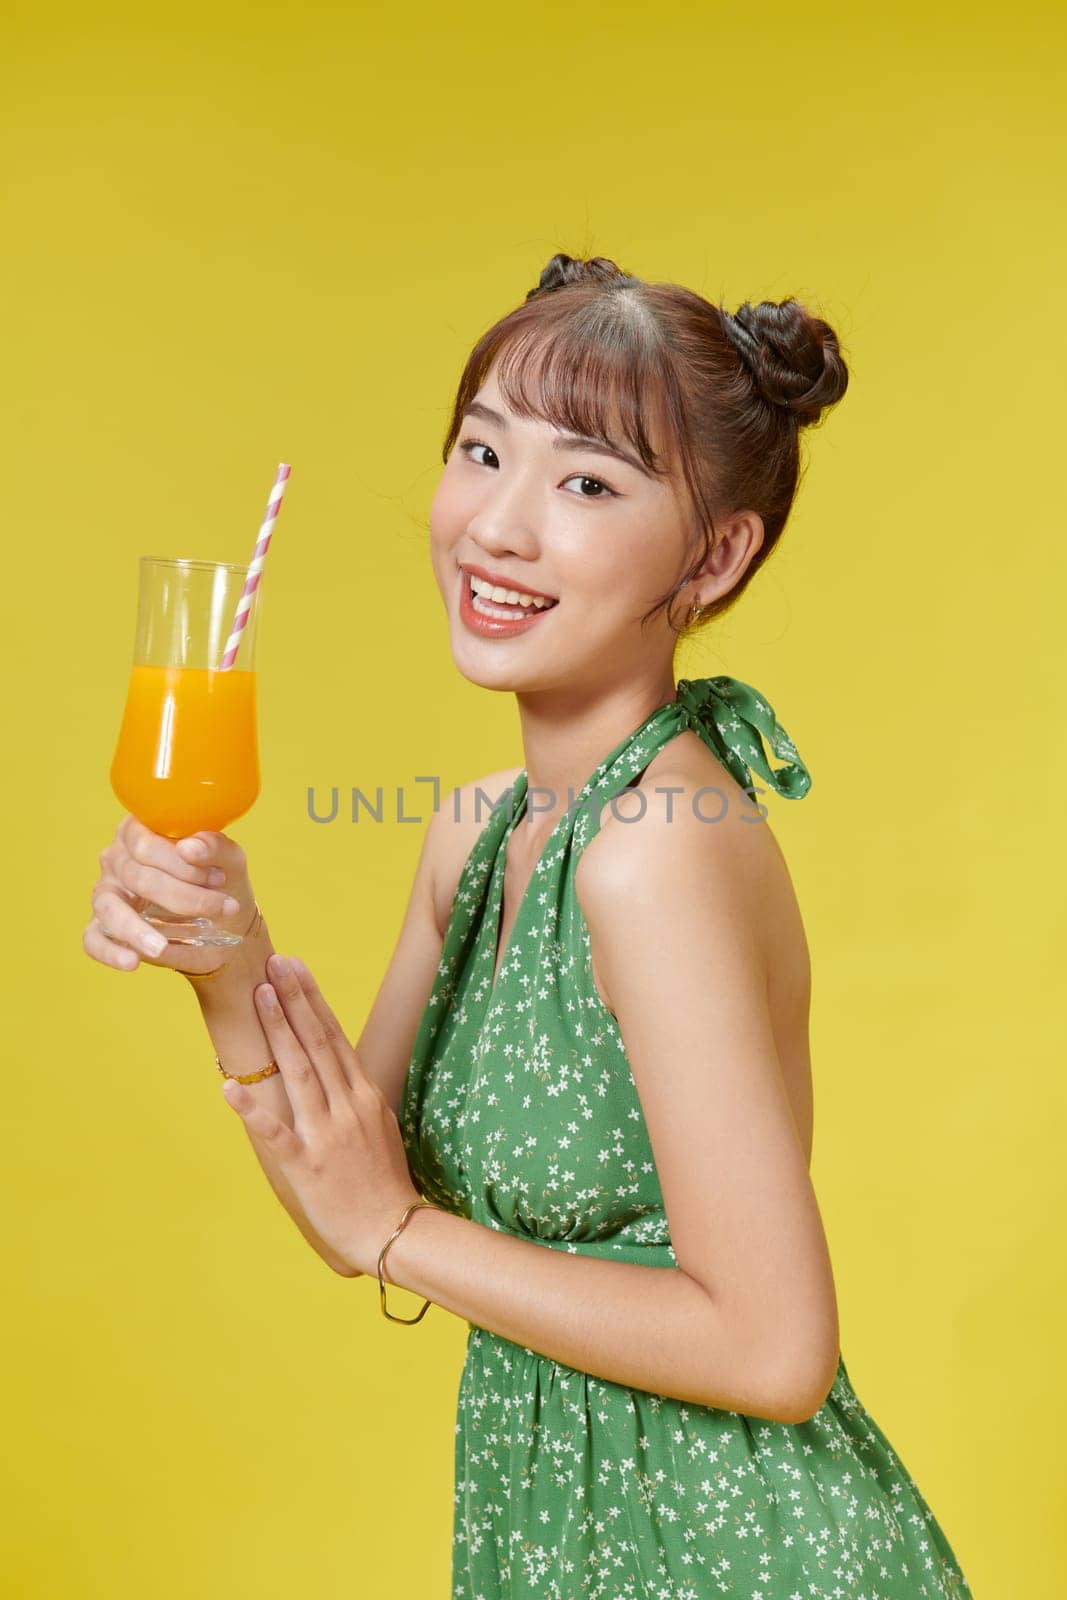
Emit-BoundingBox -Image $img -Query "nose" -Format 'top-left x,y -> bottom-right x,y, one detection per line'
465,463 -> 542,560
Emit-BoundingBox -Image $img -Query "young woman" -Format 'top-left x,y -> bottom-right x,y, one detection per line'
86,254 -> 974,1598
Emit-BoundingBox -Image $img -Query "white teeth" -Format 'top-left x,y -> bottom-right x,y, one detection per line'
468,573 -> 555,609
472,592 -> 552,621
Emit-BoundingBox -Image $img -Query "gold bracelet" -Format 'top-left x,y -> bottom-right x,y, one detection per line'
179,901 -> 264,982
377,1200 -> 437,1324
215,1052 -> 280,1085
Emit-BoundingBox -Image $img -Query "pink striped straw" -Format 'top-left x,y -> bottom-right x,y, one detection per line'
217,462 -> 291,670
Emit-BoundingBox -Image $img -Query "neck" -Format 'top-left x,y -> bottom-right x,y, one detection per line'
511,670 -> 678,846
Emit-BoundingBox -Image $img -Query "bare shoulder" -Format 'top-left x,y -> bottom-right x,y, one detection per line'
576,730 -> 779,898
575,731 -> 810,1015
427,764 -> 524,938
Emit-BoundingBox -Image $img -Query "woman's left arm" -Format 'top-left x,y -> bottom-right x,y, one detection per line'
387,791 -> 840,1425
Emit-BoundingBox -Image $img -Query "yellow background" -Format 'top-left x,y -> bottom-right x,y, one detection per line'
4,2 -> 1063,1594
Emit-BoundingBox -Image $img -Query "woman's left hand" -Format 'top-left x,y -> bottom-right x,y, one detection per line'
220,953 -> 422,1277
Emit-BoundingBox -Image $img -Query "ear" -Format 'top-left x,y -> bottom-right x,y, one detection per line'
693,510 -> 765,606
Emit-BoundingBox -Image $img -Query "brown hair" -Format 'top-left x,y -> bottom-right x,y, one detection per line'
441,252 -> 850,634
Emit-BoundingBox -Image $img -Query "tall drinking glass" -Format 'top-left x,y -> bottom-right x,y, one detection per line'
109,557 -> 263,947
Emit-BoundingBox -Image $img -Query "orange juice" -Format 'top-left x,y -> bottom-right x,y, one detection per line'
110,664 -> 259,837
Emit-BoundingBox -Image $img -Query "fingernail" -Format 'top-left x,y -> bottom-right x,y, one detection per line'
142,930 -> 168,956
207,868 -> 226,887
180,839 -> 207,859
222,897 -> 241,916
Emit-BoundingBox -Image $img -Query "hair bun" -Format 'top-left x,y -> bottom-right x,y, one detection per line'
723,298 -> 849,426
526,252 -> 632,301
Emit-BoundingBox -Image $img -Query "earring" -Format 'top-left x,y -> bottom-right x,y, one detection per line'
688,601 -> 705,624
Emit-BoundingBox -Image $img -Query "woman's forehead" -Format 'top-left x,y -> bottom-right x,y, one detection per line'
476,352 -> 677,476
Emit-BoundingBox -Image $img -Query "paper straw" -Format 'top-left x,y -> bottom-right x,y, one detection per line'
218,462 -> 291,670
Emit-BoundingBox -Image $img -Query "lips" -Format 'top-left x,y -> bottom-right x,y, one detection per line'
458,564 -> 558,636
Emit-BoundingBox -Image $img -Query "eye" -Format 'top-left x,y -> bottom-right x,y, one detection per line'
458,439 -> 500,469
561,473 -> 616,500
457,439 -> 618,499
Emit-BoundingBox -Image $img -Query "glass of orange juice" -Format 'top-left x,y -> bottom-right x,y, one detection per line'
109,556 -> 263,947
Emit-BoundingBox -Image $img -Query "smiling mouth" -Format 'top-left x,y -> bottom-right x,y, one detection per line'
463,569 -> 560,619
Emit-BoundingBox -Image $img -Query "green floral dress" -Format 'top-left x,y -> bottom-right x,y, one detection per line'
400,675 -> 973,1600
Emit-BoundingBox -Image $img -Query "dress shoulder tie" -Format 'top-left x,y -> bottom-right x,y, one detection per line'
672,675 -> 812,800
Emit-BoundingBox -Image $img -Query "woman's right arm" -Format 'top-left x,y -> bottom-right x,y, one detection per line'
84,802 -> 456,1275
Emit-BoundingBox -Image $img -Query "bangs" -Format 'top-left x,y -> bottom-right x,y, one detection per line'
480,314 -> 679,481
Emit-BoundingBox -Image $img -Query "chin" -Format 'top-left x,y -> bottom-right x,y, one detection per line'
448,633 -> 558,694
449,650 -> 531,695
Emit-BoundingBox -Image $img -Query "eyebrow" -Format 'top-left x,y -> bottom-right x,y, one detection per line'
460,400 -> 653,478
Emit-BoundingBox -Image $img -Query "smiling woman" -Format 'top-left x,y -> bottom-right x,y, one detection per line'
437,251 -> 849,638
95,250 -> 974,1600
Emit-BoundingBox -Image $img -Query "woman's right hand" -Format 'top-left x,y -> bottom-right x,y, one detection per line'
84,815 -> 257,975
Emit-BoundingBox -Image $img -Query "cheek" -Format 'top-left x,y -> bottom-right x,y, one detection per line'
567,527 -> 651,602
428,470 -> 468,543
613,524 -> 681,599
